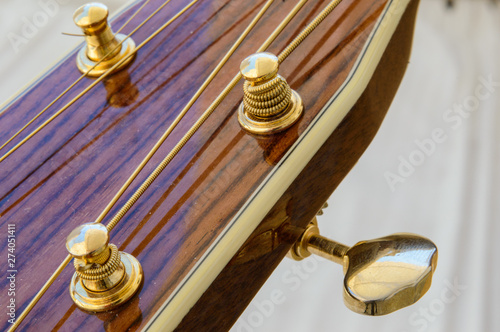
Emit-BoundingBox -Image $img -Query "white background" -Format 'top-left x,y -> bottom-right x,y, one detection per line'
1,1 -> 498,332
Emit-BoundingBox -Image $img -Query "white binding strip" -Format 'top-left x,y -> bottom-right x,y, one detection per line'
144,0 -> 410,330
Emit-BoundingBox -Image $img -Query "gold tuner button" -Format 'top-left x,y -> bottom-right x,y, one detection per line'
288,219 -> 438,316
66,223 -> 143,312
240,52 -> 279,83
73,2 -> 136,77
238,52 -> 303,135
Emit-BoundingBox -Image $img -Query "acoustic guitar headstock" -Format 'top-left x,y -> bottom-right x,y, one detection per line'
0,0 -> 436,330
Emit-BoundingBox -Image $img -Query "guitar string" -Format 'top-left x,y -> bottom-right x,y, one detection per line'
60,32 -> 86,37
10,0 -> 345,329
104,0 -> 344,233
6,0 -> 276,330
0,0 -> 159,154
102,0 -> 311,233
59,0 -> 154,37
6,0 -> 201,330
92,0 -> 276,227
113,0 -> 153,37
0,0 -> 177,162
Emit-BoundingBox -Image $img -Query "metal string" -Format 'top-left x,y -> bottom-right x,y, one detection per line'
94,0 -> 277,228
9,0 -> 345,329
6,0 -> 270,329
104,0 -> 344,232
6,1 -> 200,330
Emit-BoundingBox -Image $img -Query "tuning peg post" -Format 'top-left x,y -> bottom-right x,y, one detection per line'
66,223 -> 143,311
238,52 -> 303,135
73,2 -> 136,76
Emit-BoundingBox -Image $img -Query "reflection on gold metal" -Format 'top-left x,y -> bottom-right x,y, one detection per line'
239,52 -> 303,135
66,223 -> 143,312
289,218 -> 438,315
74,3 -> 136,76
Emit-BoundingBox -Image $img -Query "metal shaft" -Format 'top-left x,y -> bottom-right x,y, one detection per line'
305,234 -> 349,265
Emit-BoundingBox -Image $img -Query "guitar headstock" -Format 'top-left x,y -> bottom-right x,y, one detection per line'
0,0 -> 434,331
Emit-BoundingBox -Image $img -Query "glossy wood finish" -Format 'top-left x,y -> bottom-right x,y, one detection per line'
177,1 -> 420,329
0,0 -> 415,330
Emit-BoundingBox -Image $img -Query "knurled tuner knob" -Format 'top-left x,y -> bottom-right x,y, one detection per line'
238,52 -> 303,135
73,2 -> 136,76
66,223 -> 143,312
288,218 -> 438,316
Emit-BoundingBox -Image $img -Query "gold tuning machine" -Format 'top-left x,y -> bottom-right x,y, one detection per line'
66,223 -> 143,312
238,52 -> 303,135
288,218 -> 438,316
73,3 -> 136,77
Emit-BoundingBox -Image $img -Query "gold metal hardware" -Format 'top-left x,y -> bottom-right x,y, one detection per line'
66,223 -> 143,312
288,218 -> 438,316
74,3 -> 136,76
238,52 -> 303,134
316,202 -> 328,215
8,1 -> 347,328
